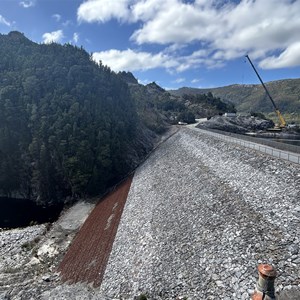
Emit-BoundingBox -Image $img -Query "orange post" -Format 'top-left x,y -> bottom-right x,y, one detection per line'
252,264 -> 276,300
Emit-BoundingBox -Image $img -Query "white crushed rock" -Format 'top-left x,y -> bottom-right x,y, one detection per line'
98,127 -> 300,299
1,127 -> 300,300
57,201 -> 94,231
0,225 -> 46,271
39,283 -> 98,300
0,201 -> 95,300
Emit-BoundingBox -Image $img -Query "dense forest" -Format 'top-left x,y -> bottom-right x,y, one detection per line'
0,31 -> 238,206
0,31 -> 144,204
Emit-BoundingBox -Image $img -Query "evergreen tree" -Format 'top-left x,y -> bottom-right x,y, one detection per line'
0,32 -> 139,204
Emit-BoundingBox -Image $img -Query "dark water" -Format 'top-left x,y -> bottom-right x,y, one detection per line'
0,197 -> 63,228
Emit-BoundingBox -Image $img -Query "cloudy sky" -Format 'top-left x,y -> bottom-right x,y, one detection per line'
0,0 -> 300,89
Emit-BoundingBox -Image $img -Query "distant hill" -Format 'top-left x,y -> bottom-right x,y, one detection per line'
119,73 -> 236,126
170,78 -> 300,115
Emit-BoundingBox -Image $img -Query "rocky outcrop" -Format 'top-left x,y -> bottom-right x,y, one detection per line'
197,115 -> 274,134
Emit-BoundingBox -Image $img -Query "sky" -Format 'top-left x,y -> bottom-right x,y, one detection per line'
0,0 -> 300,90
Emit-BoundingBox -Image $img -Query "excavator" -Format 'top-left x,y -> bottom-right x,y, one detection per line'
245,55 -> 287,129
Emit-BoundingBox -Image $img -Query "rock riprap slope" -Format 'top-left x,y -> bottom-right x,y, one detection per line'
99,127 -> 300,299
1,127 -> 300,299
0,202 -> 95,299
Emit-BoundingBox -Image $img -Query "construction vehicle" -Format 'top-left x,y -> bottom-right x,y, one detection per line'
245,55 -> 287,129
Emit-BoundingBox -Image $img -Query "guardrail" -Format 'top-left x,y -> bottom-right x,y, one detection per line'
196,128 -> 300,165
205,128 -> 300,154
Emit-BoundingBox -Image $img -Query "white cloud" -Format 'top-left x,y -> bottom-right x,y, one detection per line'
80,0 -> 300,71
0,15 -> 11,26
174,78 -> 185,83
92,49 -> 178,72
137,78 -> 151,85
19,1 -> 35,8
131,0 -> 173,22
77,0 -> 132,23
92,47 -> 222,74
130,0 -> 300,69
73,32 -> 79,43
259,42 -> 300,69
42,30 -> 64,44
131,1 -> 219,45
62,20 -> 72,27
130,0 -> 300,48
91,43 -> 231,73
52,14 -> 61,22
191,78 -> 201,84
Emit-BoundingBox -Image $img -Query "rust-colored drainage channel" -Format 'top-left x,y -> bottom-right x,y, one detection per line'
58,176 -> 133,287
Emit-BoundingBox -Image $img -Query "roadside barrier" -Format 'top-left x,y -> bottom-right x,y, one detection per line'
196,128 -> 300,165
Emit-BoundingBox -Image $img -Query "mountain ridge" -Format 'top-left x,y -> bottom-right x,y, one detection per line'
170,78 -> 300,116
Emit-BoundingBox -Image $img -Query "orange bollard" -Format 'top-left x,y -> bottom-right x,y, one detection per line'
252,264 -> 276,300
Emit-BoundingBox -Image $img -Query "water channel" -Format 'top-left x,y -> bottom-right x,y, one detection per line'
0,197 -> 63,229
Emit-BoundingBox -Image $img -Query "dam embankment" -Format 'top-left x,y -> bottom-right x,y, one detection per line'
1,126 -> 300,299
98,127 -> 300,299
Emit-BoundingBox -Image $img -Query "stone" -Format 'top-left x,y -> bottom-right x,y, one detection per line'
2,127 -> 300,299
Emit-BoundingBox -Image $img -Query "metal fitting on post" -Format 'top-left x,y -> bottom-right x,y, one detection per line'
252,264 -> 277,300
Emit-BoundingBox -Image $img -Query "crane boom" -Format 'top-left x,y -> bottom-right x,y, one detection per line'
245,55 -> 286,128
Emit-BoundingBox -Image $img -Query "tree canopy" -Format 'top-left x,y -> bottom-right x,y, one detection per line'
0,32 -> 237,205
0,32 -> 139,204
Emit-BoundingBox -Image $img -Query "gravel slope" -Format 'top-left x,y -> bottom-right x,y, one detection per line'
0,201 -> 95,299
99,127 -> 300,299
1,127 -> 300,299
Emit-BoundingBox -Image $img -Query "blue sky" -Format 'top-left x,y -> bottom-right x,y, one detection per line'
0,0 -> 300,90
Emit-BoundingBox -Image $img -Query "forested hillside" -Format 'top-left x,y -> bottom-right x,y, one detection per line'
123,80 -> 172,132
0,31 -> 148,204
0,31 -> 240,205
120,74 -> 235,126
171,79 -> 300,117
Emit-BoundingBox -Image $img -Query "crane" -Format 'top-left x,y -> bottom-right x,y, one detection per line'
245,55 -> 287,128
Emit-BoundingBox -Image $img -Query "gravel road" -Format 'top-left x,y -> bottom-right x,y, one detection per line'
99,127 -> 300,299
